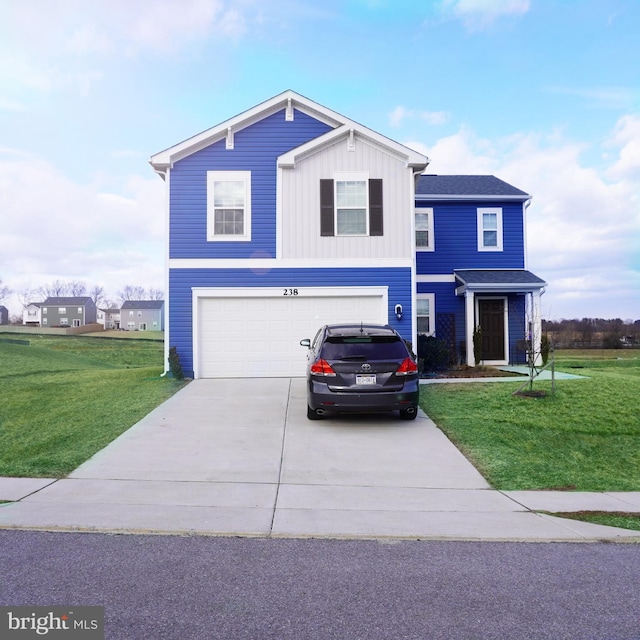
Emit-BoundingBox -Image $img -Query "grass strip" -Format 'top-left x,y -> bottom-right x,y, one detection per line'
419,350 -> 640,491
0,335 -> 186,477
544,512 -> 640,532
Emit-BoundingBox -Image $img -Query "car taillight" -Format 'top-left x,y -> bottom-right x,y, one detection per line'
310,358 -> 337,376
396,357 -> 418,376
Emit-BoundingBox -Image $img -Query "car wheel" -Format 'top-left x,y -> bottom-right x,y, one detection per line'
307,405 -> 323,420
399,407 -> 418,420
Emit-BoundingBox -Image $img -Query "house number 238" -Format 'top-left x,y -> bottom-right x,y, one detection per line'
283,288 -> 299,296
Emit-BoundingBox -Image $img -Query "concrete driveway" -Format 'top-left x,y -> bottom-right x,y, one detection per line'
0,379 -> 638,540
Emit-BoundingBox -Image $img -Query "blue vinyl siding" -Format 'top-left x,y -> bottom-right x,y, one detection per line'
169,266 -> 413,377
416,200 -> 525,275
170,109 -> 332,259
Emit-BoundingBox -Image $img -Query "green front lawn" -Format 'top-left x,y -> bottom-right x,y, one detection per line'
0,334 -> 186,477
419,350 -> 640,492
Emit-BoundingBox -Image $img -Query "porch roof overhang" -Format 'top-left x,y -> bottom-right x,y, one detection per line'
454,269 -> 547,296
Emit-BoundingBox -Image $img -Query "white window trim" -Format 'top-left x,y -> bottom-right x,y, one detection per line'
415,207 -> 434,251
334,171 -> 369,237
416,293 -> 435,336
477,207 -> 503,252
207,170 -> 252,242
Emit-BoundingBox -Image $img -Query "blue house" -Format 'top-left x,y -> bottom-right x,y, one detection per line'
415,175 -> 546,367
150,91 -> 546,378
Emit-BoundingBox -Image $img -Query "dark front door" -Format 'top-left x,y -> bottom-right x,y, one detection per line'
478,299 -> 505,361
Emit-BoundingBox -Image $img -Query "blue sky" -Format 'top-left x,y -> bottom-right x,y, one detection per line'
1,0 -> 638,321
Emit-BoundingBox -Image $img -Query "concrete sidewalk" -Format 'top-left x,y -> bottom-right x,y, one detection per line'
0,378 -> 638,541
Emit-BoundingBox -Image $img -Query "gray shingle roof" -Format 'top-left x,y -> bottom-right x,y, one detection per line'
43,297 -> 93,305
455,269 -> 547,291
121,300 -> 164,310
416,175 -> 529,199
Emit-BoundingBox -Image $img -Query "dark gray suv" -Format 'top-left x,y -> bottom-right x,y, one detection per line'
300,324 -> 420,421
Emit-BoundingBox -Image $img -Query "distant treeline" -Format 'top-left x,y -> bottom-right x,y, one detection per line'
542,318 -> 640,349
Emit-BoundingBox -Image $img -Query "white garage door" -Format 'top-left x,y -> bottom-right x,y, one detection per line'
196,287 -> 387,378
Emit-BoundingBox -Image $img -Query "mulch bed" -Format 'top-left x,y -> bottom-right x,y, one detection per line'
423,366 -> 523,379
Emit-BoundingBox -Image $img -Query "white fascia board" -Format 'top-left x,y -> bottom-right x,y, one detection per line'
170,258 -> 414,269
455,282 -> 547,296
150,89 -> 428,173
150,90 -> 343,172
416,194 -> 531,203
278,124 -> 428,170
416,274 -> 456,283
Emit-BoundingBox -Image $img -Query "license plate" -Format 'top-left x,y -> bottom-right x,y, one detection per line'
356,374 -> 376,385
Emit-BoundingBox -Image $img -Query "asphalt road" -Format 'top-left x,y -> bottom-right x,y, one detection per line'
1,531 -> 639,640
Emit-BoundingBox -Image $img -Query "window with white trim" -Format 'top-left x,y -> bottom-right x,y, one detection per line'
477,208 -> 503,251
320,173 -> 383,237
415,208 -> 434,250
207,171 -> 252,241
336,178 -> 367,235
416,294 -> 435,335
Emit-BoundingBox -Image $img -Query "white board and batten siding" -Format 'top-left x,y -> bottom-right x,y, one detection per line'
279,136 -> 415,261
194,287 -> 388,378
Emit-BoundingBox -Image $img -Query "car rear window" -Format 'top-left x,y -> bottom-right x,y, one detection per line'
321,336 -> 408,360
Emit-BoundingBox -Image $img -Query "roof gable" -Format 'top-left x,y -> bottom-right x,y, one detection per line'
150,90 -> 428,174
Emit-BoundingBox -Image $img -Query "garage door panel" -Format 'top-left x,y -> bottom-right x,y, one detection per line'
198,291 -> 386,378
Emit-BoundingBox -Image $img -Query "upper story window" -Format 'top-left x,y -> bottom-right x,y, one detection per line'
320,174 -> 383,237
336,179 -> 367,235
77,307 -> 82,313
477,208 -> 503,251
415,208 -> 434,251
207,171 -> 252,242
58,307 -> 66,314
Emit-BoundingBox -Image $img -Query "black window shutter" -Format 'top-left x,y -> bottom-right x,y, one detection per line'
320,179 -> 335,237
369,179 -> 383,236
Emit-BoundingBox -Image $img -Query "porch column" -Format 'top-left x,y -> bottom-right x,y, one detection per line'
465,290 -> 475,366
532,290 -> 543,366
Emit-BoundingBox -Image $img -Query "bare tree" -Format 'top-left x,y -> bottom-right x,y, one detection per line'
67,280 -> 87,296
147,287 -> 164,300
39,280 -> 69,298
17,288 -> 35,308
0,279 -> 11,302
89,285 -> 105,307
118,285 -> 146,303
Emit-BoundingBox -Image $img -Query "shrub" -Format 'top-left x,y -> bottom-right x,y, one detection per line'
417,335 -> 453,373
540,333 -> 550,365
168,346 -> 184,380
473,326 -> 483,366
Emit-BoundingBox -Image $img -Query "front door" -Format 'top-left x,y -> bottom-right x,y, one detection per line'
478,299 -> 505,361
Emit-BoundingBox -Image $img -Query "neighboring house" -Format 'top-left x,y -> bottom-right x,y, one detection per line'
23,302 -> 43,326
0,305 -> 9,325
415,175 -> 546,366
121,301 -> 164,331
40,297 -> 97,327
97,307 -> 121,330
150,90 -> 545,379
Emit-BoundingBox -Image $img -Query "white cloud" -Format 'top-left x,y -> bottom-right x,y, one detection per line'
440,0 -> 530,30
0,150 -> 165,313
605,114 -> 640,182
390,106 -> 451,128
0,0 -> 249,100
409,115 -> 640,320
